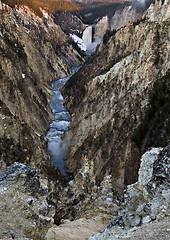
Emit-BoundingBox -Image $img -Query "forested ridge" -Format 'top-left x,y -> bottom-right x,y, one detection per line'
1,0 -> 79,16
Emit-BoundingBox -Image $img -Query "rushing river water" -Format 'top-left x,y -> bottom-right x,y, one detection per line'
46,66 -> 81,176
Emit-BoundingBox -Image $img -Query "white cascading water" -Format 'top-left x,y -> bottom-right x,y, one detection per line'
82,25 -> 99,54
82,25 -> 93,49
70,25 -> 101,55
46,66 -> 81,177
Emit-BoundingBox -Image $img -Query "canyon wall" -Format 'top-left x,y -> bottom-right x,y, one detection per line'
63,0 -> 170,193
88,144 -> 170,240
54,11 -> 85,38
44,145 -> 170,240
0,1 -> 169,239
94,16 -> 109,42
0,2 -> 84,177
108,1 -> 156,31
109,5 -> 142,30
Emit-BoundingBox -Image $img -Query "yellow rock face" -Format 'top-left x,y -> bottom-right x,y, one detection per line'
63,3 -> 170,193
0,3 -> 83,176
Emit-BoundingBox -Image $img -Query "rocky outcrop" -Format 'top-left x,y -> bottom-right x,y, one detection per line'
46,156 -> 120,239
145,0 -> 170,21
46,218 -> 107,240
109,5 -> 142,31
0,2 -> 84,177
45,145 -> 169,240
1,146 -> 168,240
54,11 -> 85,38
62,1 -> 170,193
88,145 -> 170,239
109,1 -> 158,31
94,16 -> 109,42
52,155 -> 118,225
0,162 -> 55,239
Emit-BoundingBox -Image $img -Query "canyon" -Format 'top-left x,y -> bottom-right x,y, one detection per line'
63,0 -> 170,193
0,1 -> 84,178
0,0 -> 169,239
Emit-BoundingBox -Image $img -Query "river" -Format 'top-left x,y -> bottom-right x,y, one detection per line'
46,66 -> 81,177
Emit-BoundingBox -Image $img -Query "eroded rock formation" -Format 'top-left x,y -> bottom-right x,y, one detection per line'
88,145 -> 170,239
145,0 -> 170,21
94,16 -> 109,42
45,144 -> 170,240
110,5 -> 142,31
0,2 -> 84,177
54,11 -> 85,38
0,1 -> 169,239
62,0 -> 170,193
0,162 -> 55,239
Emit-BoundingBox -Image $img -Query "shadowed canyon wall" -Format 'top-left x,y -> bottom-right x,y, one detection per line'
63,0 -> 170,193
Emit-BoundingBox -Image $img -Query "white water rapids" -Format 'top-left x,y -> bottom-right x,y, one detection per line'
46,66 -> 81,177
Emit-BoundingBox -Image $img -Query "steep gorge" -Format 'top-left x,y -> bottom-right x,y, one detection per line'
62,0 -> 170,193
0,1 -> 169,239
0,1 -> 84,177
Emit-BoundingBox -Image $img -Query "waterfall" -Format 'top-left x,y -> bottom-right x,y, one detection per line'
82,25 -> 93,49
46,66 -> 81,177
82,25 -> 98,54
70,25 -> 100,55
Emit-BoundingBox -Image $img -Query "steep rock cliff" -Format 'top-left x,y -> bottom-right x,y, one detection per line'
0,2 -> 84,177
93,16 -> 109,42
145,0 -> 170,21
109,5 -> 142,31
54,11 -> 85,38
46,144 -> 170,240
0,162 -> 55,239
88,144 -> 170,239
63,0 -> 170,193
